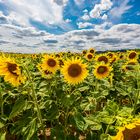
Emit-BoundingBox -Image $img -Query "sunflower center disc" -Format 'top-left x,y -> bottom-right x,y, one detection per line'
97,66 -> 107,74
90,50 -> 94,53
7,63 -> 17,75
68,64 -> 82,77
87,54 -> 92,59
47,59 -> 56,67
129,52 -> 136,59
83,51 -> 87,54
123,126 -> 140,140
98,56 -> 108,63
108,53 -> 113,58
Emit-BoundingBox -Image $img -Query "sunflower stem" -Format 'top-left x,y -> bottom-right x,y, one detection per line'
133,66 -> 140,117
23,65 -> 47,140
0,89 -> 3,115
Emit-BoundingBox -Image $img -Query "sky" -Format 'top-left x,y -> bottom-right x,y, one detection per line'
0,0 -> 140,53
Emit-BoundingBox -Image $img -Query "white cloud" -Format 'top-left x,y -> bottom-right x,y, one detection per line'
90,0 -> 113,18
65,19 -> 72,23
77,22 -> 93,28
110,0 -> 132,19
101,14 -> 108,20
100,0 -> 113,11
0,23 -> 140,53
94,22 -> 112,30
53,0 -> 68,6
81,13 -> 90,20
74,0 -> 84,6
3,0 -> 67,27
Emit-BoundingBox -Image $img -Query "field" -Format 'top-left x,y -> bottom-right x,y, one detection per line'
0,49 -> 140,140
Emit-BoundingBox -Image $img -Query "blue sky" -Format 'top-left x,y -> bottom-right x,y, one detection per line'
0,0 -> 140,53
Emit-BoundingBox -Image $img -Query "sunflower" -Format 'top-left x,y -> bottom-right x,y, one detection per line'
40,55 -> 59,73
59,59 -> 64,67
122,60 -> 138,72
89,48 -> 95,54
0,57 -> 26,86
118,52 -> 126,60
95,54 -> 109,64
61,57 -> 88,85
127,50 -> 138,60
107,52 -> 114,59
38,64 -> 53,79
93,63 -> 112,79
85,53 -> 94,61
82,50 -> 87,55
110,54 -> 118,64
112,119 -> 140,140
55,53 -> 61,58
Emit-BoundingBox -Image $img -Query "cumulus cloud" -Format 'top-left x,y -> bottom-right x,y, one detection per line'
81,12 -> 90,21
77,22 -> 93,28
0,23 -> 139,53
1,0 -> 67,27
101,14 -> 108,20
90,0 -> 113,19
53,0 -> 68,6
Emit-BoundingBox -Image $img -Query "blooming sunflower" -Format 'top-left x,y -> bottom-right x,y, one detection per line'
95,54 -> 109,64
85,53 -> 94,61
93,63 -> 112,79
0,57 -> 26,86
61,57 -> 88,85
107,52 -> 114,59
89,48 -> 95,54
110,54 -> 118,64
112,119 -> 140,140
59,59 -> 64,67
118,52 -> 126,60
40,55 -> 59,73
82,50 -> 87,55
127,50 -> 138,60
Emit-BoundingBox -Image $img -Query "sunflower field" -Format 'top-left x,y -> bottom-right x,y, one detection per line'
0,49 -> 140,140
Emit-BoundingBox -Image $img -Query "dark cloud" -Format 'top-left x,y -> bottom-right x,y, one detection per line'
95,38 -> 121,44
0,40 -> 9,45
0,16 -> 8,24
44,39 -> 58,44
73,29 -> 100,36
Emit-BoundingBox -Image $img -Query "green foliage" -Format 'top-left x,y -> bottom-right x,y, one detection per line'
0,51 -> 140,139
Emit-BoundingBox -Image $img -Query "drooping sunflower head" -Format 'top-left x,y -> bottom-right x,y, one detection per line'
112,120 -> 140,140
122,60 -> 138,72
127,50 -> 138,60
85,53 -> 94,61
93,63 -> 112,79
0,57 -> 26,86
61,57 -> 88,85
95,54 -> 109,64
41,55 -> 59,73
